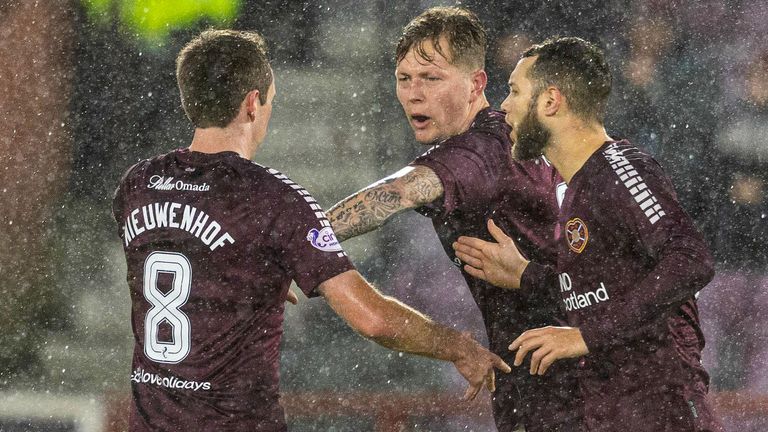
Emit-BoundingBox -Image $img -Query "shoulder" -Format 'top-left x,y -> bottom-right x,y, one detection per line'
597,141 -> 669,188
115,157 -> 154,194
589,141 -> 673,223
509,155 -> 559,180
205,156 -> 305,200
443,108 -> 511,150
417,113 -> 510,167
118,149 -> 184,184
251,164 -> 324,211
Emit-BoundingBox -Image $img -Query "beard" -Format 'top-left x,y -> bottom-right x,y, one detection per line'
512,103 -> 551,161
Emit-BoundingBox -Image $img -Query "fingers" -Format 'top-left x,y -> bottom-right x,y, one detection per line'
286,290 -> 299,305
492,353 -> 512,373
509,330 -> 544,368
514,340 -> 538,368
528,344 -> 553,375
509,327 -> 545,351
452,240 -> 479,257
508,327 -> 570,375
486,369 -> 495,392
487,219 -> 512,245
508,332 -> 528,357
455,235 -> 493,251
454,248 -> 485,269
537,351 -> 560,375
463,381 -> 482,401
459,353 -> 508,400
462,264 -> 486,281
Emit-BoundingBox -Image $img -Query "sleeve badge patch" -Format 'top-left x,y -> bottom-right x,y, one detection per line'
306,227 -> 344,253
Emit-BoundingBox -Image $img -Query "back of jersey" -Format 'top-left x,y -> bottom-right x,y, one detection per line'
112,149 -> 351,432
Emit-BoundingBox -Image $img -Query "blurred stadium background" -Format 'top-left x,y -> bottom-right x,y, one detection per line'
0,0 -> 767,430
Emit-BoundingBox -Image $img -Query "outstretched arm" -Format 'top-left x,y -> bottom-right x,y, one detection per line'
319,270 -> 511,400
328,165 -> 444,242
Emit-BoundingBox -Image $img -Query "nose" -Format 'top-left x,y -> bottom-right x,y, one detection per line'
500,94 -> 511,114
405,79 -> 425,103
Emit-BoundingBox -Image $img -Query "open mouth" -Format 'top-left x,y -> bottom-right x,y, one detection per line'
410,115 -> 431,128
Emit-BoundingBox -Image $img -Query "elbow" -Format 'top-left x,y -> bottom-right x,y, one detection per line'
685,247 -> 715,292
699,249 -> 715,286
669,235 -> 716,290
354,315 -> 393,341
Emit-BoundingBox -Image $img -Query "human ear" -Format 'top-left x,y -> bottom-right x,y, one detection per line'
470,69 -> 488,100
541,86 -> 562,117
245,89 -> 261,121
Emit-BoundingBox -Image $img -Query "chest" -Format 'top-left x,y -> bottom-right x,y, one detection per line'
554,185 -> 650,311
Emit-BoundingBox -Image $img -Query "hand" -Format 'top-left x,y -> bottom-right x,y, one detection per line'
452,219 -> 529,289
286,289 -> 299,305
509,326 -> 588,375
452,332 -> 512,401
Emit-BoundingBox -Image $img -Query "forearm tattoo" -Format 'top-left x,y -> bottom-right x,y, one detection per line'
403,168 -> 443,205
328,166 -> 443,242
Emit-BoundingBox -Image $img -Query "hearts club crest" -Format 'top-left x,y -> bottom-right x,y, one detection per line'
565,218 -> 588,253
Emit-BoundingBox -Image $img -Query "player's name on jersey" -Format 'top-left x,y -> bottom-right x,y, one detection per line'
122,202 -> 235,251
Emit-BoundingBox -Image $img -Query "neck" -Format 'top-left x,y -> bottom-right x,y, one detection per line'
544,120 -> 612,184
188,124 -> 255,160
459,94 -> 491,133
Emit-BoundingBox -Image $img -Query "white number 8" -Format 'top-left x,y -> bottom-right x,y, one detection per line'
143,251 -> 192,364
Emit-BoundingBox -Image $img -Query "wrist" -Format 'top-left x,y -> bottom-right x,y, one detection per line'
441,330 -> 473,362
514,259 -> 530,288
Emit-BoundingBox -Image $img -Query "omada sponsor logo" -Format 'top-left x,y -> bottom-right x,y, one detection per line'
148,175 -> 210,192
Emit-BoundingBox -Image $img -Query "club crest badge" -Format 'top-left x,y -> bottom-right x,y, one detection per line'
306,227 -> 343,253
565,218 -> 589,253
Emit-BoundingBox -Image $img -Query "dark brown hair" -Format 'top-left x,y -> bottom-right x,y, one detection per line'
523,37 -> 612,122
176,29 -> 273,128
395,7 -> 486,70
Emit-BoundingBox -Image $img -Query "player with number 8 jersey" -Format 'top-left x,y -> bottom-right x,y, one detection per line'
113,149 -> 354,429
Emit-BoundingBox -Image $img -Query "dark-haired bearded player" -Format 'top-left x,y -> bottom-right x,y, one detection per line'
328,7 -> 582,432
454,37 -> 723,432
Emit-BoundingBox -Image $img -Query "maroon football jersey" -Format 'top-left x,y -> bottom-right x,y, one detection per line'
112,149 -> 353,432
411,108 -> 582,432
523,141 -> 723,431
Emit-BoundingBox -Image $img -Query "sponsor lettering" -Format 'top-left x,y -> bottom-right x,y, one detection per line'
559,272 -> 611,311
130,367 -> 211,391
148,175 -> 210,192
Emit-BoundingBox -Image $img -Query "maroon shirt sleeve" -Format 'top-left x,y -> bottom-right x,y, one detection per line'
579,157 -> 715,351
271,184 -> 355,298
520,261 -> 560,305
410,132 -> 508,214
112,161 -> 143,225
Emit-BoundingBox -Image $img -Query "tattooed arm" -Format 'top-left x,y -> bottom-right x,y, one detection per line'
328,165 -> 444,242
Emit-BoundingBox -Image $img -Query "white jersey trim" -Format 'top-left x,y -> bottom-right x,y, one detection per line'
603,143 -> 666,225
265,168 -> 347,257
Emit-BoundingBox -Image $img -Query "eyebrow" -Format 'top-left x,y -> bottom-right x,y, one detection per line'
396,67 -> 446,77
